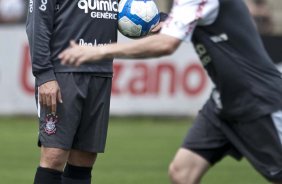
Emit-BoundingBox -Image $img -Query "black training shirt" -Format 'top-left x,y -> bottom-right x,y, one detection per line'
26,0 -> 118,86
161,0 -> 282,121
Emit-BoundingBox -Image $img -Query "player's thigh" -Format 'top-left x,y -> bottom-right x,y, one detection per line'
224,110 -> 282,182
72,76 -> 112,153
183,98 -> 241,165
36,73 -> 88,150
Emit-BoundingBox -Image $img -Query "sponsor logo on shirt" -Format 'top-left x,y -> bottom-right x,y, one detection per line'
195,43 -> 212,66
39,0 -> 48,11
79,38 -> 112,46
78,0 -> 118,20
210,33 -> 229,43
29,0 -> 34,13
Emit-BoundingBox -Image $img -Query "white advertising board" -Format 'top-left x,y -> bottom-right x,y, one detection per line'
0,26 -> 212,116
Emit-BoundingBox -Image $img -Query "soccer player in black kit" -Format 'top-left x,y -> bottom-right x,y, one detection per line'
26,0 -> 119,184
26,0 -> 164,183
60,0 -> 282,183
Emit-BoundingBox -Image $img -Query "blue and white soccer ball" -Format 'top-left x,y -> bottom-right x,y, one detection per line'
118,0 -> 160,38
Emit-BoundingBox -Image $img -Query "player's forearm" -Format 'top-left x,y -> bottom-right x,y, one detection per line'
59,34 -> 181,65
101,34 -> 180,59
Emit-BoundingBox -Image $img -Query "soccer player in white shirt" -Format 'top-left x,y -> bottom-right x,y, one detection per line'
59,0 -> 282,183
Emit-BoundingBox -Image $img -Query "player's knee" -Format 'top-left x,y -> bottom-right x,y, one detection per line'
40,148 -> 68,171
41,155 -> 66,170
169,162 -> 189,184
168,162 -> 179,183
168,160 -> 203,184
68,150 -> 97,167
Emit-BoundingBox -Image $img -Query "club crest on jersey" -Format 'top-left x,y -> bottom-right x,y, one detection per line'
44,113 -> 58,135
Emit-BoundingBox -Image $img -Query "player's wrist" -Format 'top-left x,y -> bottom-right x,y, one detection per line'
36,69 -> 56,86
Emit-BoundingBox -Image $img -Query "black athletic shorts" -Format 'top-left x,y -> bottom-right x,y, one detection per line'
183,98 -> 282,182
35,73 -> 112,153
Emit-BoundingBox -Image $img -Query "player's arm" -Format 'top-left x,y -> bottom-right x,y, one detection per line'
59,0 -> 219,65
59,34 -> 180,66
26,0 -> 62,113
100,34 -> 181,59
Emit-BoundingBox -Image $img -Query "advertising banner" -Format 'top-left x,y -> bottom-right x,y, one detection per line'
0,26 -> 212,116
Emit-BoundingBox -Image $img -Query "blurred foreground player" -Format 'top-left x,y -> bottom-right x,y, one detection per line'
26,0 -> 118,184
60,0 -> 282,183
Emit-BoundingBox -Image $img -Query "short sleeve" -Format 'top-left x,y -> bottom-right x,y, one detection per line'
161,0 -> 220,42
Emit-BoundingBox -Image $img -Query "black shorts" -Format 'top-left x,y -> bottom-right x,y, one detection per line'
183,98 -> 282,182
35,73 -> 112,153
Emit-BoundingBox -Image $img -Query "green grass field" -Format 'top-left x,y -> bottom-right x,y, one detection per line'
0,116 -> 267,184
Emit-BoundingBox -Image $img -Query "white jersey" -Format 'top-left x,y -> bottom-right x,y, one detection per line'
161,0 -> 219,42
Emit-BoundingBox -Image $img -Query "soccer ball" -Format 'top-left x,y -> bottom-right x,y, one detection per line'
118,0 -> 160,38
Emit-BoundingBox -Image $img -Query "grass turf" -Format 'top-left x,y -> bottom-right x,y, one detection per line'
0,116 -> 267,184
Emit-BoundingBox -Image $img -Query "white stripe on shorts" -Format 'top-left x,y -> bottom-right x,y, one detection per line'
271,110 -> 282,145
37,87 -> 41,118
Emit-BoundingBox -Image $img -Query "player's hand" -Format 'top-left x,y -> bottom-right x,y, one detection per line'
150,12 -> 168,34
38,80 -> 63,113
150,21 -> 164,33
59,41 -> 102,66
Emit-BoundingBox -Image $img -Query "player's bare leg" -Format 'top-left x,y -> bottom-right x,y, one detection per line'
169,148 -> 210,184
34,146 -> 69,184
62,149 -> 97,184
68,149 -> 97,167
40,147 -> 69,170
